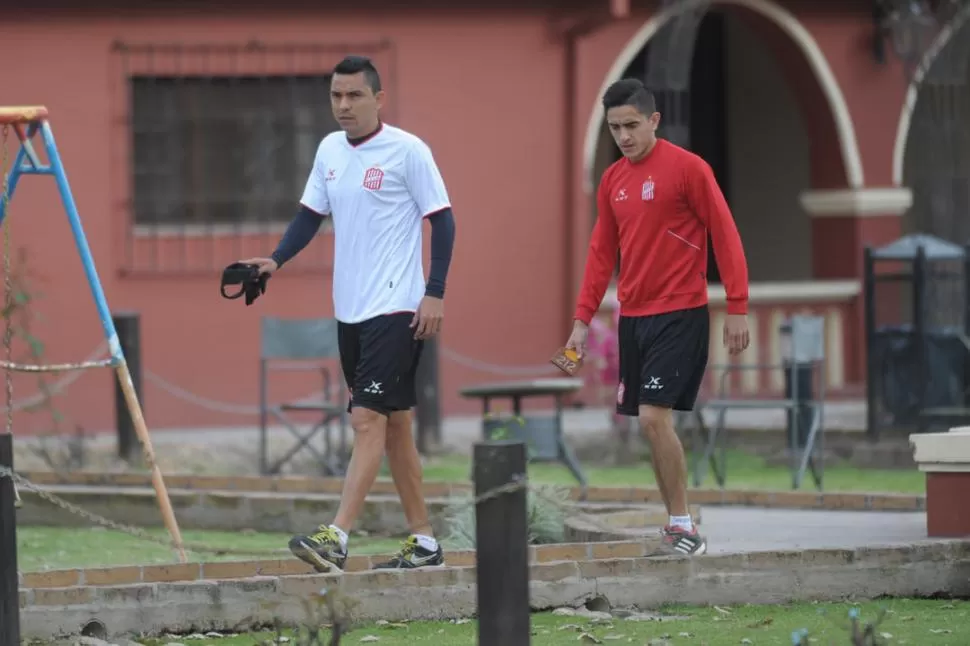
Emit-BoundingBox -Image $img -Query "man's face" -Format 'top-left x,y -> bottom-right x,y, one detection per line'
330,72 -> 384,137
606,105 -> 661,162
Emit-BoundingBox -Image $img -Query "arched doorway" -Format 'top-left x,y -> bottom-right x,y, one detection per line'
888,4 -> 970,344
584,0 -> 863,284
895,4 -> 970,245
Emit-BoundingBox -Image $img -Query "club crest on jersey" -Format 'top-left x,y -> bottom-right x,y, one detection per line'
641,178 -> 655,201
362,167 -> 384,191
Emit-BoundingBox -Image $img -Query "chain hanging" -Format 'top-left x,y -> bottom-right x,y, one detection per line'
0,125 -> 21,507
0,464 -> 658,561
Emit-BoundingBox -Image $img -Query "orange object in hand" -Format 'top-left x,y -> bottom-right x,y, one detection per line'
550,346 -> 583,376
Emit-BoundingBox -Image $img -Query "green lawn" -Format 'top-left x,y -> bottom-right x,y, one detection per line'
136,600 -> 966,646
17,527 -> 404,572
415,450 -> 926,495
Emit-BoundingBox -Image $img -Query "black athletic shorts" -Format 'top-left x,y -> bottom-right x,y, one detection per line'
338,311 -> 423,417
616,304 -> 710,415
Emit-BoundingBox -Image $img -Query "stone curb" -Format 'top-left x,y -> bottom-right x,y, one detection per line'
565,509 -> 671,543
18,470 -> 926,511
562,506 -> 707,544
19,539 -> 660,590
17,487 -> 693,536
19,541 -> 970,641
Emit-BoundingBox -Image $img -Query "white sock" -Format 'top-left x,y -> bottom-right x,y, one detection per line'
669,515 -> 693,532
329,525 -> 349,550
414,534 -> 438,551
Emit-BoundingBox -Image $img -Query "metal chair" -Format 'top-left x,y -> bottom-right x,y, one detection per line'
258,316 -> 350,476
689,315 -> 828,491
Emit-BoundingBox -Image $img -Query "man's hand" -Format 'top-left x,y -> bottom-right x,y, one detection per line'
238,257 -> 279,276
411,296 -> 444,340
723,314 -> 750,355
565,320 -> 590,360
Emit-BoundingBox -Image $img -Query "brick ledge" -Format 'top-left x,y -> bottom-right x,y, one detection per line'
18,541 -> 970,641
20,538 -> 660,590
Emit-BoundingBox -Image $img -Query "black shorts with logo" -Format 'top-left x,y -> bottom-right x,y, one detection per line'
338,312 -> 423,417
616,305 -> 710,415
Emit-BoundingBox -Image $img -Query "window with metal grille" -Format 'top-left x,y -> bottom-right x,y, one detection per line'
129,74 -> 339,229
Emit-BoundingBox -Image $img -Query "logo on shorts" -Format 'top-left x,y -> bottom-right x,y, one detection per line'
362,167 -> 385,191
642,178 -> 655,201
644,376 -> 663,391
617,381 -> 625,404
363,381 -> 383,395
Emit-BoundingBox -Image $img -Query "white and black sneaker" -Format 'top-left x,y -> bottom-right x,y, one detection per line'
655,524 -> 708,557
373,535 -> 445,569
288,525 -> 348,573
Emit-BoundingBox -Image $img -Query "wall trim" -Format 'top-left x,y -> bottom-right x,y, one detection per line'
799,188 -> 913,217
582,0 -> 865,194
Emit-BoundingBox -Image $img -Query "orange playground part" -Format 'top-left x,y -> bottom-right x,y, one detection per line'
0,106 -> 49,125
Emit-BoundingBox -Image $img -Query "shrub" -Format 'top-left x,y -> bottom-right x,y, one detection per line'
443,481 -> 570,550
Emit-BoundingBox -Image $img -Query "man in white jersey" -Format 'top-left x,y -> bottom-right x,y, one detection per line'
240,55 -> 456,572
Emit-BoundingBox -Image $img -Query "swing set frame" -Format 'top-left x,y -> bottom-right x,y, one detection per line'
0,105 -> 186,562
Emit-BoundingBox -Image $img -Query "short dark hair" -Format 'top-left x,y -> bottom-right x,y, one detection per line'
602,78 -> 656,116
333,55 -> 382,93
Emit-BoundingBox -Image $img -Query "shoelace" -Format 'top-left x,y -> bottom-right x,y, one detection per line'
309,525 -> 340,545
393,536 -> 419,559
661,524 -> 693,540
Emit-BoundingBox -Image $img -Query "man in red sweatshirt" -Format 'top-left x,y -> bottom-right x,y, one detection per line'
566,78 -> 750,557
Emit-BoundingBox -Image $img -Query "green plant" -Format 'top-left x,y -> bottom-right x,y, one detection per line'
793,606 -> 892,645
1,246 -> 77,466
484,414 -> 538,459
5,248 -> 59,415
443,416 -> 570,549
255,586 -> 360,646
443,482 -> 570,550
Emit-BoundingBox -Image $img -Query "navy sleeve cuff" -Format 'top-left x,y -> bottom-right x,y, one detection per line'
425,208 -> 456,298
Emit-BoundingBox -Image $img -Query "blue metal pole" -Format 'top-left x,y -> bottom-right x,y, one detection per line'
38,121 -> 123,363
37,120 -> 187,562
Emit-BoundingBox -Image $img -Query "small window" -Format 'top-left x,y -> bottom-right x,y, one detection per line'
129,74 -> 339,229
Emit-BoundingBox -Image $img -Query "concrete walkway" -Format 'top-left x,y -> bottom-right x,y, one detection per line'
700,507 -> 928,554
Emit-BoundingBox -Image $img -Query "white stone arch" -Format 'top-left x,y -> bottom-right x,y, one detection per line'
581,0 -> 864,194
891,4 -> 970,186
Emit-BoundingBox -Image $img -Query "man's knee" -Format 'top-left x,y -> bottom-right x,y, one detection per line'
638,404 -> 674,440
351,405 -> 387,436
386,410 -> 412,433
385,410 -> 413,450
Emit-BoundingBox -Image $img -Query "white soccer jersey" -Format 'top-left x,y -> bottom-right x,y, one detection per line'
300,124 -> 452,324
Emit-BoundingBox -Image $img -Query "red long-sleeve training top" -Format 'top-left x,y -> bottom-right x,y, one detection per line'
574,138 -> 749,325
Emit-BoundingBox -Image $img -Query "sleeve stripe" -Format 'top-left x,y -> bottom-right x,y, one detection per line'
300,202 -> 328,217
